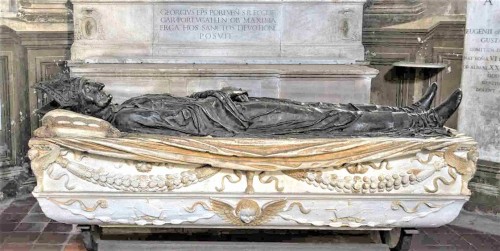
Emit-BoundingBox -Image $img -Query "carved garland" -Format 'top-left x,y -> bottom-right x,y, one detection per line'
282,167 -> 432,194
54,157 -> 220,192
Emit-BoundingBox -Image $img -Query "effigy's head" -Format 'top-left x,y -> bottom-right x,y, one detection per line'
35,74 -> 112,115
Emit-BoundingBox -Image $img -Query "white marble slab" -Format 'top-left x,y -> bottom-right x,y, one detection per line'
70,0 -> 366,64
458,0 -> 500,163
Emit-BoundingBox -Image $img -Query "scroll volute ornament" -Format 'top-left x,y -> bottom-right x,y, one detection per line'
27,140 -> 61,192
444,145 -> 478,195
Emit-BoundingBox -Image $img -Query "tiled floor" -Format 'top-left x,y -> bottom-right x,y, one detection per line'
0,196 -> 85,251
0,195 -> 498,251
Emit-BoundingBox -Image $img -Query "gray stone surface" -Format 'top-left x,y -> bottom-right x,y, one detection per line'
451,210 -> 500,236
97,240 -> 389,251
458,0 -> 500,163
69,63 -> 378,104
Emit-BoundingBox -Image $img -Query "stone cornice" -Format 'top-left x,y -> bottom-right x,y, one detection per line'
0,18 -> 73,47
363,15 -> 466,46
0,17 -> 73,32
17,1 -> 73,23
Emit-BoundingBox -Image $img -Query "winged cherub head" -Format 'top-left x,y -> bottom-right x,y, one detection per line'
234,199 -> 261,224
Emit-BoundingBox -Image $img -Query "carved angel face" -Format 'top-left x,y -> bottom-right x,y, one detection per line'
238,208 -> 258,223
235,199 -> 261,224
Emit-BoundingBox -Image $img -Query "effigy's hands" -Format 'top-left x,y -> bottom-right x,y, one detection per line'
189,87 -> 249,102
221,87 -> 249,102
188,90 -> 216,99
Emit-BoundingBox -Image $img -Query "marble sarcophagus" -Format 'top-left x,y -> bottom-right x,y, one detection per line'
28,109 -> 477,230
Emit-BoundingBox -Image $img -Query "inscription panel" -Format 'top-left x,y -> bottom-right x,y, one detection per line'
153,4 -> 281,44
458,0 -> 500,163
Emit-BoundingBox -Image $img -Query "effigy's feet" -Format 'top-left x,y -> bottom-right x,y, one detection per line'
413,83 -> 438,110
434,89 -> 462,126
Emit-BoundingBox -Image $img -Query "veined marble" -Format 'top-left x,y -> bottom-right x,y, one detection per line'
29,110 -> 478,229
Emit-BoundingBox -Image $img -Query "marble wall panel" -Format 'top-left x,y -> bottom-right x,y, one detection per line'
70,0 -> 366,63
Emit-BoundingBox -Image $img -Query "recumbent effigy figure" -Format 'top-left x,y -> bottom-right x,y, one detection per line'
29,74 -> 477,241
35,74 -> 461,137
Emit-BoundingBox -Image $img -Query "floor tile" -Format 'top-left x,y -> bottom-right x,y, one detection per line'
0,214 -> 27,223
420,226 -> 456,235
63,234 -> 85,251
62,243 -> 86,251
460,234 -> 498,250
410,245 -> 475,251
3,232 -> 41,244
0,223 -> 18,232
66,234 -> 83,244
423,233 -> 474,247
1,232 -> 11,244
21,214 -> 51,223
3,204 -> 34,214
489,234 -> 500,242
1,243 -> 33,251
411,232 -> 439,246
11,198 -> 36,207
31,244 -> 64,251
43,223 -> 73,233
29,204 -> 44,214
36,233 -> 70,245
448,225 -> 488,235
14,223 -> 47,232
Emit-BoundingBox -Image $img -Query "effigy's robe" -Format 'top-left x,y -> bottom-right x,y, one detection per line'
33,109 -> 473,172
112,91 -> 359,137
111,91 -> 448,138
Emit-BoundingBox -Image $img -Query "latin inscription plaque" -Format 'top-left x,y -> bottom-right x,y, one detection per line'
153,4 -> 281,43
458,0 -> 500,162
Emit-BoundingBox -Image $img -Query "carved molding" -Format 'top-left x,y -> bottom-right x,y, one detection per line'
48,198 -> 108,212
364,0 -> 425,28
17,2 -> 72,23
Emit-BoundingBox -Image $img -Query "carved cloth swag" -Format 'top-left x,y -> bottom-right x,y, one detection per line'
31,110 -> 475,172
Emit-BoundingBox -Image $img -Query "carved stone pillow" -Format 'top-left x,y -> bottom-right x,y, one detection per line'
33,109 -> 121,138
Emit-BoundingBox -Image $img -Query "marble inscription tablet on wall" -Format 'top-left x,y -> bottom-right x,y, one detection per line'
70,0 -> 366,64
458,0 -> 500,163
